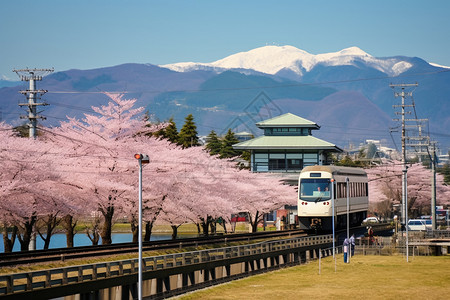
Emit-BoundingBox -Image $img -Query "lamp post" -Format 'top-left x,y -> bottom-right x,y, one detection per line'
346,177 -> 350,263
331,179 -> 336,271
135,153 -> 149,300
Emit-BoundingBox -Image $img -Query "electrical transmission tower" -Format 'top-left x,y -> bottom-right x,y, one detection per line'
390,82 -> 439,231
429,141 -> 438,230
13,68 -> 54,139
390,83 -> 418,227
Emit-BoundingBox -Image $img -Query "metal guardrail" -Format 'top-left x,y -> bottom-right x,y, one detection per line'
423,230 -> 450,238
0,229 -> 307,267
0,235 -> 332,298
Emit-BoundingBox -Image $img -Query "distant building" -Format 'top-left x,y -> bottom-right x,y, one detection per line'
362,139 -> 397,160
235,131 -> 253,142
232,113 -> 342,172
438,153 -> 449,166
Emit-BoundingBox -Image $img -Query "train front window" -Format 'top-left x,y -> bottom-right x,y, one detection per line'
300,179 -> 331,201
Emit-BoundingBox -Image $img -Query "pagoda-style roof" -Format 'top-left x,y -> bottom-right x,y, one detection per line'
233,135 -> 342,152
255,113 -> 320,129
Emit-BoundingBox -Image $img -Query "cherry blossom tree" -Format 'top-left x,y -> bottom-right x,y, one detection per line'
1,92 -> 301,252
149,145 -> 297,235
0,122 -> 74,251
230,172 -> 297,232
46,93 -> 164,245
366,161 -> 450,219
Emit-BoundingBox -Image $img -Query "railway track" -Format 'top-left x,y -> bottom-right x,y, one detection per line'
0,229 -> 307,267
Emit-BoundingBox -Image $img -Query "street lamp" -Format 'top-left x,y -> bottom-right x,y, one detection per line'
331,179 -> 336,271
135,153 -> 149,300
346,177 -> 350,263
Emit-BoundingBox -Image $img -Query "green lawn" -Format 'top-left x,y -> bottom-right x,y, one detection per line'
179,254 -> 450,300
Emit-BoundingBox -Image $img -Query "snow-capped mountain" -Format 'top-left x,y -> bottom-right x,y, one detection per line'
1,45 -> 449,149
161,45 -> 413,78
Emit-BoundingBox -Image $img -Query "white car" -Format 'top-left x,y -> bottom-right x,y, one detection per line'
407,219 -> 431,231
362,217 -> 379,224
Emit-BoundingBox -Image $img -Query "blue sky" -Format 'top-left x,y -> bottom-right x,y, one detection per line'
1,0 -> 450,80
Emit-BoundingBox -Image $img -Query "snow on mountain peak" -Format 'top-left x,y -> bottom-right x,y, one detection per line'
210,45 -> 311,75
161,45 -> 411,77
339,46 -> 370,56
430,62 -> 450,69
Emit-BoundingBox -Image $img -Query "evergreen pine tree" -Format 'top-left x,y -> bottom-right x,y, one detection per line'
178,114 -> 199,148
219,129 -> 241,158
164,117 -> 179,144
205,130 -> 222,155
152,117 -> 179,144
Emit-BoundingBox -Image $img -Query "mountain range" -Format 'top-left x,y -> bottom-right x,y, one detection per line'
1,45 -> 449,151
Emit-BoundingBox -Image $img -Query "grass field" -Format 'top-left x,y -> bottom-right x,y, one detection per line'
178,254 -> 450,300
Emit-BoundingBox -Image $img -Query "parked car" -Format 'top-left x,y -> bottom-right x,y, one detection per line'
423,219 -> 432,230
407,219 -> 431,231
362,217 -> 379,225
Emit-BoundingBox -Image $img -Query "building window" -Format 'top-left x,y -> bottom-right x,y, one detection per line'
303,153 -> 318,165
269,159 -> 286,170
268,153 -> 285,170
287,159 -> 303,169
253,153 -> 269,172
265,127 -> 306,136
253,151 -> 318,172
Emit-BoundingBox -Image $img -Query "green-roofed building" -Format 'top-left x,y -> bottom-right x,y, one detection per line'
233,113 -> 342,172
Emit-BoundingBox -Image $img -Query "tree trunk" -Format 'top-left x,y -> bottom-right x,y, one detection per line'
86,229 -> 100,245
62,214 -> 77,248
86,219 -> 100,245
195,222 -> 201,235
209,217 -> 216,235
100,204 -> 114,245
250,211 -> 260,233
2,224 -> 17,253
143,204 -> 162,242
144,221 -> 154,242
200,216 -> 209,236
17,215 -> 37,251
37,214 -> 60,250
130,214 -> 138,243
171,225 -> 178,240
221,219 -> 227,234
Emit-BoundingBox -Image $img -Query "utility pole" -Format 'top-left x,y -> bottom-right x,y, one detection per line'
13,68 -> 53,139
13,68 -> 53,251
390,83 -> 418,227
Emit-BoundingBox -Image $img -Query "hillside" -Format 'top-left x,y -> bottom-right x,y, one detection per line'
1,45 -> 448,149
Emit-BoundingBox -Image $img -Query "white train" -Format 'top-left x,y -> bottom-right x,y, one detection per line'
298,165 -> 368,231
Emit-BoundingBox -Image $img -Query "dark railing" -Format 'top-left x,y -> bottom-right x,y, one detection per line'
0,235 -> 333,299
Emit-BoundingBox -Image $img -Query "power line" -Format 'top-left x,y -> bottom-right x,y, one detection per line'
45,68 -> 450,95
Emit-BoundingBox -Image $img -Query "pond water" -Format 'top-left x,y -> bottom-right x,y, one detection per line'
0,232 -> 197,253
